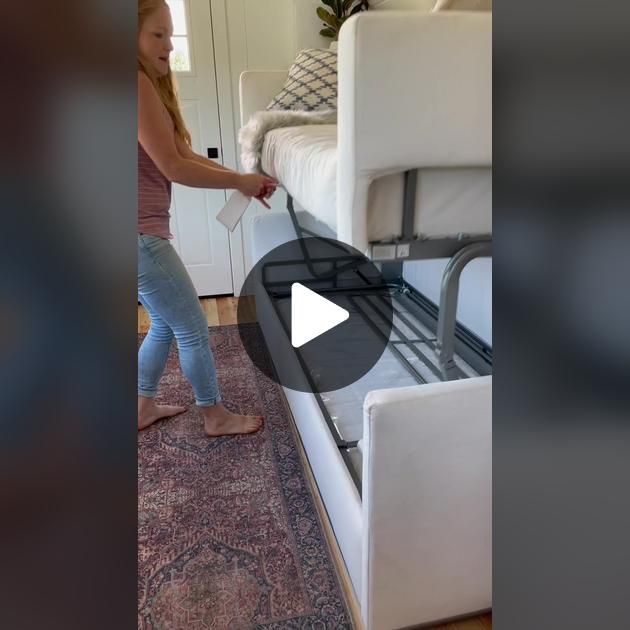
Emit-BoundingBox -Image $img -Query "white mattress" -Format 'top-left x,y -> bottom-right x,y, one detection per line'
261,124 -> 492,242
262,125 -> 339,232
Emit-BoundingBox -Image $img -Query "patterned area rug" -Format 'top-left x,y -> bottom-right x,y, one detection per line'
138,324 -> 353,629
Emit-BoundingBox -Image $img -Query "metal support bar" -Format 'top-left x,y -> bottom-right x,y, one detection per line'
357,294 -> 445,381
287,195 -> 364,279
396,282 -> 492,376
371,236 -> 491,262
436,241 -> 492,380
402,169 -> 417,240
348,295 -> 428,385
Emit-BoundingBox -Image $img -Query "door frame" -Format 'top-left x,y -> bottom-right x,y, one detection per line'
209,0 -> 247,296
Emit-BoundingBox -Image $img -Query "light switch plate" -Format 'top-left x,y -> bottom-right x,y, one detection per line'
371,244 -> 397,260
396,243 -> 410,258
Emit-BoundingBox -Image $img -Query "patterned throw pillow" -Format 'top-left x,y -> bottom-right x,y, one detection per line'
267,48 -> 337,112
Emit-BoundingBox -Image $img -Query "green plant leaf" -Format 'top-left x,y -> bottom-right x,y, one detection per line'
342,0 -> 357,15
319,26 -> 337,38
320,0 -> 342,19
317,6 -> 338,28
350,2 -> 366,15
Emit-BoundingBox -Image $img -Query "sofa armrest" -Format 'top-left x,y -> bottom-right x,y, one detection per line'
336,11 -> 492,251
361,376 -> 492,630
238,70 -> 288,126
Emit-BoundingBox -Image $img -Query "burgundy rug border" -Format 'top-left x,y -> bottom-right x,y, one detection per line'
228,322 -> 355,627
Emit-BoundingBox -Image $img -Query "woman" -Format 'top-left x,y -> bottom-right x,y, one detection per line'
137,0 -> 277,435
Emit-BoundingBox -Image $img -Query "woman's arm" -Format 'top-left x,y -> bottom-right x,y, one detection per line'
174,135 -> 275,208
174,134 -> 231,173
138,71 -> 271,197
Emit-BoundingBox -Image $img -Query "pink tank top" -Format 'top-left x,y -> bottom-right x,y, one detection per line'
138,141 -> 172,239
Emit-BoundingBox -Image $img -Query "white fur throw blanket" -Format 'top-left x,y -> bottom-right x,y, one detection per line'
238,109 -> 337,173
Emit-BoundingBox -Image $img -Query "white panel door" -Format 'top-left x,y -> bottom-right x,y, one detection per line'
166,0 -> 232,296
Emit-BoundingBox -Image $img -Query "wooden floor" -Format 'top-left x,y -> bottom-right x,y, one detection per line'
138,297 -> 492,630
137,296 -> 253,333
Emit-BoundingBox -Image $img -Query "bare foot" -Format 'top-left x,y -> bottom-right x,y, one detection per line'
201,403 -> 263,437
138,396 -> 186,431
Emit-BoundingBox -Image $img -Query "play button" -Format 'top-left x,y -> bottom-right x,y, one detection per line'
291,283 -> 349,348
237,235 -> 393,393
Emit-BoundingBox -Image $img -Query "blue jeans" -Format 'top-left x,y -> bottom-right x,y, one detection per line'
138,234 -> 221,406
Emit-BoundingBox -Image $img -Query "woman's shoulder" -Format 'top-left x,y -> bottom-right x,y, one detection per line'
138,70 -> 173,128
138,69 -> 154,90
138,71 -> 161,107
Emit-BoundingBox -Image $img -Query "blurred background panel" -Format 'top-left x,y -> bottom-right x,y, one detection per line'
1,1 -> 137,628
494,1 -> 630,629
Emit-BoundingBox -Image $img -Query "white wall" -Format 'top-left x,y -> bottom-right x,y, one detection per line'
290,0 -> 331,51
219,0 -> 295,162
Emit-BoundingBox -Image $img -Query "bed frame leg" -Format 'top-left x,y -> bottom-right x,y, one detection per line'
437,241 -> 492,380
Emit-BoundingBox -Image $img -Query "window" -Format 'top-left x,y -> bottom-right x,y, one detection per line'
166,0 -> 191,72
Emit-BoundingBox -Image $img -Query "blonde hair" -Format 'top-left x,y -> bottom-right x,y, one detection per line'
138,0 -> 191,146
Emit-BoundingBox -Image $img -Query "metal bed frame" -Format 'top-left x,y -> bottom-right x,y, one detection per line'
258,169 -> 492,494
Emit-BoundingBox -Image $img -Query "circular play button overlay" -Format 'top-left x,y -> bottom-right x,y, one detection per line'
237,236 -> 393,393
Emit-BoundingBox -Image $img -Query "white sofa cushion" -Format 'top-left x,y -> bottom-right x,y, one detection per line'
362,376 -> 492,629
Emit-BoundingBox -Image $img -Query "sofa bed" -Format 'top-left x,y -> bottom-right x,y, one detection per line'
238,4 -> 492,629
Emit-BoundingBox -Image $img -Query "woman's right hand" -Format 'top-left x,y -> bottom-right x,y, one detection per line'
237,173 -> 277,198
